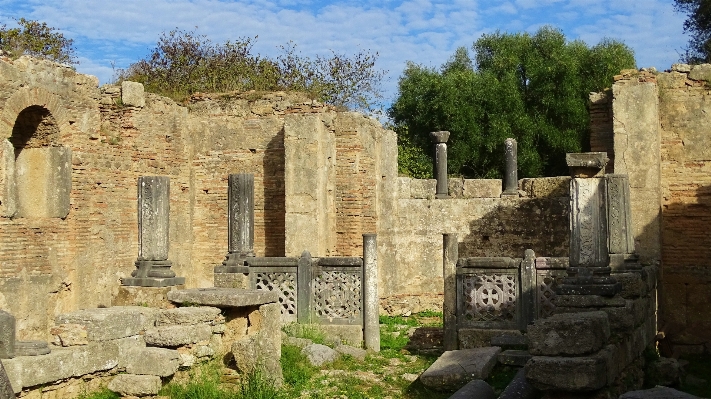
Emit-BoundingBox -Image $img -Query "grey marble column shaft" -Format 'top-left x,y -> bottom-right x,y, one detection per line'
123,176 -> 184,287
606,174 -> 635,255
0,310 -> 15,359
228,173 -> 255,258
442,234 -> 458,350
430,131 -> 450,198
363,234 -> 380,352
504,138 -> 518,194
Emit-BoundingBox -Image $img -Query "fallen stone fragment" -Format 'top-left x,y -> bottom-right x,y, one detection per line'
419,346 -> 501,391
302,343 -> 339,367
108,374 -> 161,396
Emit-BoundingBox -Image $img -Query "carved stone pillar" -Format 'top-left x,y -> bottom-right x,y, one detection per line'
503,138 -> 518,197
122,176 -> 184,287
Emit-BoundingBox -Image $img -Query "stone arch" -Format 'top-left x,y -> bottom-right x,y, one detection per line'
0,87 -> 71,218
0,86 -> 71,141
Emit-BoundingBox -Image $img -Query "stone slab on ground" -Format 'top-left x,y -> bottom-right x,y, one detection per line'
56,307 -> 145,341
167,288 -> 278,307
419,346 -> 501,391
498,349 -> 531,366
108,374 -> 161,396
302,343 -> 339,367
619,387 -> 701,399
335,344 -> 367,361
448,379 -> 495,399
525,345 -> 614,391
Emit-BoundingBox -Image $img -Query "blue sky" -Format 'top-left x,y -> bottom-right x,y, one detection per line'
0,0 -> 689,108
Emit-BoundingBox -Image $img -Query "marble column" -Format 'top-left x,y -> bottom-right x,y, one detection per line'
430,131 -> 450,199
122,176 -> 184,287
363,234 -> 380,352
503,138 -> 518,196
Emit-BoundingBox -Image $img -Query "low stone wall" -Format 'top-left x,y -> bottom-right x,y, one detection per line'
1,288 -> 280,398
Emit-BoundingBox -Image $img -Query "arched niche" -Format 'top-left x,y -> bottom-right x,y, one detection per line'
2,105 -> 71,218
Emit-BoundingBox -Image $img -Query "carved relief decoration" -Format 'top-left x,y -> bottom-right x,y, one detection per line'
312,271 -> 362,320
255,272 -> 297,318
462,274 -> 516,322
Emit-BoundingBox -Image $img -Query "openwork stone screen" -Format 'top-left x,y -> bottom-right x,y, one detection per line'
247,254 -> 363,325
455,254 -> 569,330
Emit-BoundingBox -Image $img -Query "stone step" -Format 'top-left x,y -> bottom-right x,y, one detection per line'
490,334 -> 528,349
419,346 -> 500,391
497,349 -> 531,367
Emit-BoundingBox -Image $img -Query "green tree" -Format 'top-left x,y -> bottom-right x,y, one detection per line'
120,29 -> 385,111
0,18 -> 77,65
674,0 -> 711,63
390,26 -> 635,178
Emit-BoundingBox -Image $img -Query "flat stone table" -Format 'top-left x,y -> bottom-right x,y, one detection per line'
167,288 -> 278,308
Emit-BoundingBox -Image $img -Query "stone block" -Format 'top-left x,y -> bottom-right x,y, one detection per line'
525,347 -> 613,391
125,347 -> 180,377
144,324 -> 212,347
462,179 -> 502,198
156,306 -> 222,326
410,179 -> 436,199
447,177 -> 464,198
316,324 -> 363,347
419,347 -> 500,391
0,361 -> 14,398
689,64 -> 711,81
528,311 -> 610,356
565,152 -> 608,177
213,272 -> 248,289
497,350 -> 531,366
458,329 -> 522,349
449,380 -> 495,399
14,340 -> 50,356
121,81 -> 145,107
167,288 -> 278,308
0,310 -> 15,359
115,335 -> 146,369
620,387 -> 700,399
301,343 -> 338,367
56,307 -> 144,341
520,177 -> 570,198
396,177 -> 411,198
1,341 -> 119,391
108,374 -> 161,396
50,323 -> 88,347
614,272 -> 647,298
335,344 -> 367,361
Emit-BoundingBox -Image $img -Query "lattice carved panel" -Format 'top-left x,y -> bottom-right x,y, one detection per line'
255,272 -> 297,317
312,271 -> 362,320
461,274 -> 516,322
537,271 -> 565,318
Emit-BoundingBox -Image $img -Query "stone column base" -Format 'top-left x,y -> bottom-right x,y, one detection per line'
120,276 -> 185,287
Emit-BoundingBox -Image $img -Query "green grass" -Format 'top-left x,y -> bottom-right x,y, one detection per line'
282,322 -> 327,345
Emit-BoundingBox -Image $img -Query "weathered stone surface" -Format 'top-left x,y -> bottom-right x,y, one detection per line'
115,335 -> 146,369
462,179 -> 502,198
167,288 -> 278,308
1,341 -> 119,392
50,323 -> 88,346
520,177 -> 570,198
125,347 -> 180,377
458,329 -> 521,349
136,176 -> 169,262
528,311 -> 610,356
284,337 -> 312,348
409,179 -> 436,199
503,138 -> 518,195
619,386 -> 701,399
525,346 -> 614,391
671,63 -> 691,73
155,306 -> 222,326
646,357 -> 681,387
689,64 -> 711,81
112,286 -> 184,309
449,380 -> 495,399
14,340 -> 50,356
419,347 -> 500,391
497,350 -> 531,366
615,272 -> 647,298
225,173 -> 255,261
0,361 -> 14,398
0,311 -> 14,359
14,146 -> 72,218
56,307 -> 143,341
108,374 -> 161,397
606,174 -> 635,254
317,324 -> 363,348
230,302 -> 282,383
302,343 -> 339,367
335,344 -> 367,361
568,177 -> 609,267
498,368 -> 537,399
144,324 -> 212,347
121,81 -> 145,107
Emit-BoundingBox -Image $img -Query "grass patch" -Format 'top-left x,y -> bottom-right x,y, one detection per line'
282,323 -> 327,345
280,344 -> 317,388
75,388 -> 120,399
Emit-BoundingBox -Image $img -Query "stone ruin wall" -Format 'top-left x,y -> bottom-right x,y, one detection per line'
0,56 -> 390,340
591,65 -> 711,353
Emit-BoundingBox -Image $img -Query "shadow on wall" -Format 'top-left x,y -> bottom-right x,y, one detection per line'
459,196 -> 570,259
262,130 -> 285,256
657,182 -> 711,356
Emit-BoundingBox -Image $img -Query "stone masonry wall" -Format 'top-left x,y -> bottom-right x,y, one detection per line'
590,65 -> 711,353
